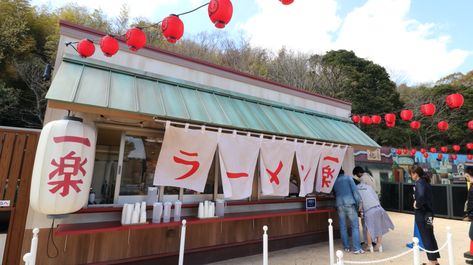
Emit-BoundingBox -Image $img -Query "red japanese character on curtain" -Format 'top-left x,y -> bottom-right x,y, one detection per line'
219,132 -> 261,200
315,145 -> 347,193
295,142 -> 323,197
154,124 -> 218,192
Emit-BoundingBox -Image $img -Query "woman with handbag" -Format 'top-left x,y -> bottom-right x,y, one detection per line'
410,165 -> 440,265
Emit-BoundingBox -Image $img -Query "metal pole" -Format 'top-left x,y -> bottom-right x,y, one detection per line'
263,225 -> 268,265
446,226 -> 455,265
22,228 -> 39,265
328,219 -> 335,265
178,220 -> 187,265
336,250 -> 344,265
412,237 -> 420,265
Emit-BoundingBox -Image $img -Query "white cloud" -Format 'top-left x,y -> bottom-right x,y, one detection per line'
238,0 -> 342,54
31,0 -> 178,19
241,0 -> 470,84
334,0 -> 470,84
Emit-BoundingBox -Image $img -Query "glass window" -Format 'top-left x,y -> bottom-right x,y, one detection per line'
90,129 -> 121,204
119,135 -> 161,196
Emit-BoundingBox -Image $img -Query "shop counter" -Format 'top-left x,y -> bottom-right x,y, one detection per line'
55,207 -> 336,236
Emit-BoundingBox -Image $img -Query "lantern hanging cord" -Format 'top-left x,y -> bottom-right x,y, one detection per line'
47,218 -> 59,258
176,2 -> 209,16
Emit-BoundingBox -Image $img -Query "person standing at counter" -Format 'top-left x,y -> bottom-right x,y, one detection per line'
354,177 -> 394,253
333,169 -> 364,254
409,165 -> 440,265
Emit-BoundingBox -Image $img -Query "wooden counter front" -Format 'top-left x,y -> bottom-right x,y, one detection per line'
22,208 -> 338,265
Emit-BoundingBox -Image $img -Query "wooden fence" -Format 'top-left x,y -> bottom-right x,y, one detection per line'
0,127 -> 40,265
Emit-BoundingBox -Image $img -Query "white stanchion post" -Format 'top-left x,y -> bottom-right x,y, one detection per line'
446,226 -> 455,265
328,219 -> 335,265
412,237 -> 420,265
263,225 -> 268,265
178,219 -> 187,265
22,228 -> 39,265
336,250 -> 344,265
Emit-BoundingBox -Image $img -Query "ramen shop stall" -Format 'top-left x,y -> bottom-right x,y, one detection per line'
20,21 -> 380,265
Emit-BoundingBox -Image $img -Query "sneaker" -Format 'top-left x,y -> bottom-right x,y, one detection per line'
344,248 -> 351,253
368,246 -> 374,253
376,245 -> 383,253
353,249 -> 365,254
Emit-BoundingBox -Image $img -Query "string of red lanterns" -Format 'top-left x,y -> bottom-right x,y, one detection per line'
70,0 -> 245,58
395,142 -> 473,161
351,93 -> 470,131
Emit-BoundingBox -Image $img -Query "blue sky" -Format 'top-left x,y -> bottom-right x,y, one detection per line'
31,0 -> 473,85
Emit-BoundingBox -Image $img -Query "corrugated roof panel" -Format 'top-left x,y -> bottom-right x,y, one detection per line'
47,62 -> 83,101
214,95 -> 249,129
179,87 -> 210,122
159,82 -> 190,120
246,103 -> 281,133
75,67 -> 109,107
109,72 -> 136,111
258,104 -> 295,135
197,92 -> 231,125
230,100 -> 267,131
136,79 -> 166,116
46,59 -> 380,148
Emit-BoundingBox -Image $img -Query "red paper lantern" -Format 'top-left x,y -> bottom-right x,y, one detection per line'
77,39 -> 95,58
467,143 -> 473,150
423,152 -> 429,158
402,149 -> 409,155
125,27 -> 147,51
400,109 -> 414,121
351,115 -> 360,123
430,147 -> 437,153
440,146 -> 448,153
396,149 -> 402,155
386,121 -> 395,128
410,149 -> 417,156
468,154 -> 473,160
420,148 -> 427,153
452,145 -> 460,152
280,0 -> 294,4
437,121 -> 449,131
208,0 -> 233,29
361,116 -> 372,125
100,35 -> 119,57
371,115 -> 381,124
468,120 -> 473,130
420,103 -> 436,116
410,121 -> 421,130
451,154 -> 458,160
445,93 -> 464,109
384,113 -> 396,123
162,15 -> 184,43
437,153 -> 443,160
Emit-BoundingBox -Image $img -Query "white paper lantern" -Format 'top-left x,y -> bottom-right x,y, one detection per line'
30,117 -> 97,215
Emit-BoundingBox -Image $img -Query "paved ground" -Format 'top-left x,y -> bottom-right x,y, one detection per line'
208,212 -> 470,265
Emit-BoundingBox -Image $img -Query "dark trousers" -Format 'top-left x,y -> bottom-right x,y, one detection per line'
415,211 -> 440,261
470,221 -> 473,241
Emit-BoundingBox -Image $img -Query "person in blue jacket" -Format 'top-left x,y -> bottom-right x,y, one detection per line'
409,165 -> 439,265
333,169 -> 364,254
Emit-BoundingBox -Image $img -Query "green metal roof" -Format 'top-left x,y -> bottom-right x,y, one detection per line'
46,57 -> 379,148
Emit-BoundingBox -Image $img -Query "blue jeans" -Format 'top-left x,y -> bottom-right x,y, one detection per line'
337,205 -> 361,251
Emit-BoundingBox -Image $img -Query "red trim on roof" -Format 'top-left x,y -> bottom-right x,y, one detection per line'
59,20 -> 351,106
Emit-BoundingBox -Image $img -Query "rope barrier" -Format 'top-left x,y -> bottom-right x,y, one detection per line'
418,240 -> 448,254
342,248 -> 413,264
